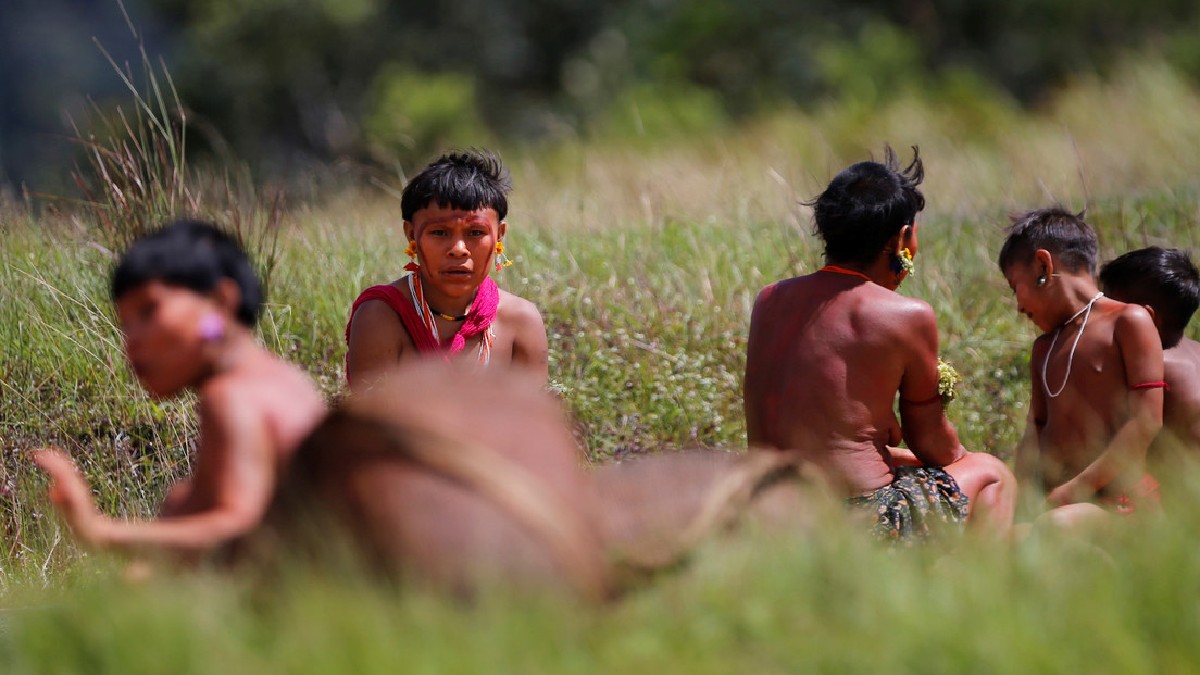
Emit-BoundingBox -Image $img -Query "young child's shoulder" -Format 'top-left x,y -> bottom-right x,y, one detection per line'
198,351 -> 325,437
1107,299 -> 1159,341
1166,337 -> 1200,379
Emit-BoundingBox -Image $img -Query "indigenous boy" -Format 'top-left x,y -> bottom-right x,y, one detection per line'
34,220 -> 327,555
999,209 -> 1164,521
1100,247 -> 1200,456
345,149 -> 548,389
744,147 -> 1016,540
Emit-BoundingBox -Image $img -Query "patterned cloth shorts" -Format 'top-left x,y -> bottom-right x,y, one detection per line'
846,466 -> 969,544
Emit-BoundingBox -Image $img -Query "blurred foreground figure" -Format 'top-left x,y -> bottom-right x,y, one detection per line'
34,220 -> 326,557
252,360 -> 815,600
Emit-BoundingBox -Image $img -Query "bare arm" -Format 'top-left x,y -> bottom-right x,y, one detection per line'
507,295 -> 549,386
1015,338 -> 1049,489
743,287 -> 771,447
35,383 -> 279,553
1049,306 -> 1164,505
897,302 -> 965,467
346,299 -> 406,391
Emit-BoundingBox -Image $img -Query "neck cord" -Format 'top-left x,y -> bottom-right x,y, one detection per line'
407,273 -> 491,363
819,265 -> 873,282
1042,292 -> 1104,398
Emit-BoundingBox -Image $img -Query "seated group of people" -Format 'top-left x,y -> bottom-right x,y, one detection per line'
31,146 -> 1200,596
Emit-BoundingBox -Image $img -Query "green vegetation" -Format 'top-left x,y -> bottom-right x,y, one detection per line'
3,57 -> 1200,671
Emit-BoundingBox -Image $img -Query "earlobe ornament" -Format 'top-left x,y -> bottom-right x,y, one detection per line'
1036,274 -> 1047,288
404,240 -> 420,272
198,312 -> 226,342
494,240 -> 514,272
890,248 -> 915,278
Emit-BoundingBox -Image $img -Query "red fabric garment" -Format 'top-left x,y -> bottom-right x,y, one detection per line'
344,276 -> 501,365
346,284 -> 439,352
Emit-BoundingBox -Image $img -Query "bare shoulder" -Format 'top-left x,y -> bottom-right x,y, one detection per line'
1166,338 -> 1200,380
498,289 -> 545,328
349,298 -> 404,335
865,290 -> 937,336
754,280 -> 783,305
1110,301 -> 1156,333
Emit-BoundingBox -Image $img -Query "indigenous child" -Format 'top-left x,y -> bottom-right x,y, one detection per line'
1100,247 -> 1200,456
33,220 -> 327,556
999,209 -> 1164,522
345,149 -> 548,389
744,147 -> 1016,541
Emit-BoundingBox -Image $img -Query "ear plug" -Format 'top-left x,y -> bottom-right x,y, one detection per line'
198,312 -> 226,342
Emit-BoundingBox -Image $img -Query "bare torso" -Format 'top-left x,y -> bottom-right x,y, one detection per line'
1033,303 -> 1144,491
745,272 -> 952,495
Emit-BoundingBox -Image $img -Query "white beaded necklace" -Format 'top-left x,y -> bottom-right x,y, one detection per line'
1042,292 -> 1104,398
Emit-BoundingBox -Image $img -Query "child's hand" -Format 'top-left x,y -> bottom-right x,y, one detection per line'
32,449 -> 105,546
1046,479 -> 1091,508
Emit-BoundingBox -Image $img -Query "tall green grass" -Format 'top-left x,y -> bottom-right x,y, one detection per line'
3,54 -> 1200,671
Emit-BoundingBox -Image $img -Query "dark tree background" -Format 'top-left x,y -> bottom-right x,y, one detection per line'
3,0 -> 1200,191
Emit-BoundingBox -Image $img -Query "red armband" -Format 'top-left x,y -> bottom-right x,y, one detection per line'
899,393 -> 942,407
1130,380 -> 1168,391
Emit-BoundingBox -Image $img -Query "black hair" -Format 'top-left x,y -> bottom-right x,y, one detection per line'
111,219 -> 264,328
400,149 -> 512,222
807,145 -> 925,265
1100,246 -> 1200,346
997,207 -> 1098,276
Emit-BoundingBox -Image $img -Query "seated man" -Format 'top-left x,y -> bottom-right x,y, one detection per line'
34,220 -> 327,557
1100,247 -> 1200,457
744,146 -> 1015,541
345,149 -> 548,389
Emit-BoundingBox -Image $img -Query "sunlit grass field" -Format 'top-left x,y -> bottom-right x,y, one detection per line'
2,60 -> 1200,671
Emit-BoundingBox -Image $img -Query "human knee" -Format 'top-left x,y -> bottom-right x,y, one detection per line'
956,450 -> 1014,486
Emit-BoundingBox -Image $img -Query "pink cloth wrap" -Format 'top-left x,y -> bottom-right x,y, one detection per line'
345,277 -> 500,357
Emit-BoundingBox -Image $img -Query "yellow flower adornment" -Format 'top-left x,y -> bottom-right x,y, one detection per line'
494,240 -> 514,270
937,358 -> 961,406
405,240 -> 417,257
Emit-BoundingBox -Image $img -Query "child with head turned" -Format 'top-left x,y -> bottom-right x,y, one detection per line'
744,146 -> 1016,542
34,220 -> 327,556
999,209 -> 1164,523
1100,247 -> 1200,458
345,149 -> 548,389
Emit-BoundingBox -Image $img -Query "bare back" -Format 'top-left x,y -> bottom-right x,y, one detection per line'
1162,337 -> 1200,452
745,272 -> 957,495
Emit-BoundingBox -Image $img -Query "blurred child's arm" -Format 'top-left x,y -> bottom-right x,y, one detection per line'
510,300 -> 549,385
897,302 -> 966,466
1049,306 -> 1164,506
35,384 -> 277,553
346,300 -> 406,390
